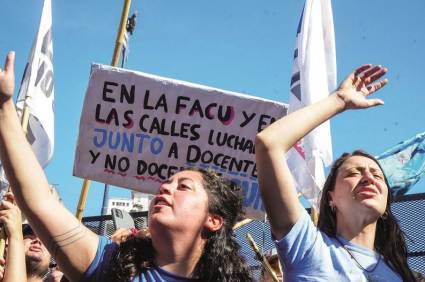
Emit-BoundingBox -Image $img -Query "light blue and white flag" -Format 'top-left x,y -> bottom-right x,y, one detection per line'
286,0 -> 336,208
377,132 -> 425,197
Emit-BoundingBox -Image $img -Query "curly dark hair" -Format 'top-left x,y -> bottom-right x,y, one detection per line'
317,150 -> 416,282
109,168 -> 253,281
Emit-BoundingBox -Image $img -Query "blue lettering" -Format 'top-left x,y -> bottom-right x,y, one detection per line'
93,128 -> 107,148
121,132 -> 134,153
150,137 -> 164,155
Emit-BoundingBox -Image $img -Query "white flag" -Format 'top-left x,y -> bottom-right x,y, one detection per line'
16,0 -> 54,168
287,0 -> 336,208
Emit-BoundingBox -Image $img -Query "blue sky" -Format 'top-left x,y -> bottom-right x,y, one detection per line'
1,0 -> 424,216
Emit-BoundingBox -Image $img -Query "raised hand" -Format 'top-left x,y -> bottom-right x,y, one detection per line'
0,193 -> 22,240
0,52 -> 15,101
336,64 -> 388,110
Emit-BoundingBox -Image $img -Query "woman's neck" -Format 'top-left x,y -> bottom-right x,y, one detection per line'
152,229 -> 205,278
336,211 -> 378,250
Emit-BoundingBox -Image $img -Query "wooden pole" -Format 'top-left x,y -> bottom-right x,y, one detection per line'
74,0 -> 132,220
232,218 -> 253,230
246,233 -> 279,282
112,0 -> 132,67
75,179 -> 91,221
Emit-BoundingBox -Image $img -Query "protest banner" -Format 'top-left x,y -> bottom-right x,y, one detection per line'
74,64 -> 288,218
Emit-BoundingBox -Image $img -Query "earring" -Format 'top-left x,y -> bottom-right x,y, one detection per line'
381,211 -> 388,220
329,202 -> 336,213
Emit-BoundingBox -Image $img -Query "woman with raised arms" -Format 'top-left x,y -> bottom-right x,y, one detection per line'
0,51 -> 253,282
255,64 -> 416,281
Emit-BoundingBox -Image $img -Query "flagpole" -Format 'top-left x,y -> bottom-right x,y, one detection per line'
75,0 -> 132,220
112,0 -> 132,67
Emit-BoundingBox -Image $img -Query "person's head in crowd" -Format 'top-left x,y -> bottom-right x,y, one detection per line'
22,223 -> 51,281
260,249 -> 283,282
318,150 -> 413,281
43,262 -> 68,282
110,168 -> 253,281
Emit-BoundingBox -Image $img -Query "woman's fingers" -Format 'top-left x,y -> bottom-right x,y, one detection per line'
366,79 -> 389,94
0,200 -> 14,210
4,51 -> 15,74
353,64 -> 373,76
362,66 -> 387,85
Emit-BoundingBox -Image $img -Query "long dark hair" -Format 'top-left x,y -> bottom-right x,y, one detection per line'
109,169 -> 253,281
317,150 -> 415,282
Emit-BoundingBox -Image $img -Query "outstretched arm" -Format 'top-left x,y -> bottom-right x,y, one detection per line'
0,52 -> 98,281
255,64 -> 388,239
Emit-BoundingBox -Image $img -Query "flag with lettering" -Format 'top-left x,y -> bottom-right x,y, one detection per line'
286,0 -> 336,208
16,0 -> 54,168
377,132 -> 425,197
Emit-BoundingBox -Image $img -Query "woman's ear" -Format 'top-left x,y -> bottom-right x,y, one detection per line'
204,214 -> 224,232
328,190 -> 335,203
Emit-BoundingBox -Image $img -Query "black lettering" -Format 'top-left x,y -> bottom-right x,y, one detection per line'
123,110 -> 134,128
106,108 -> 119,126
167,166 -> 179,178
168,142 -> 179,159
118,157 -> 130,172
170,121 -> 180,137
201,150 -> 213,163
258,114 -> 272,132
189,124 -> 201,141
176,96 -> 190,114
180,123 -> 189,139
105,154 -> 116,169
218,106 -> 234,124
143,90 -> 154,110
187,145 -> 201,162
240,111 -> 256,127
157,164 -> 168,180
189,99 -> 204,117
208,130 -> 214,145
120,84 -> 135,104
95,104 -> 106,123
139,114 -> 149,131
205,103 -> 217,119
216,132 -> 227,146
102,81 -> 118,102
89,150 -> 100,164
137,160 -> 147,174
156,94 -> 168,112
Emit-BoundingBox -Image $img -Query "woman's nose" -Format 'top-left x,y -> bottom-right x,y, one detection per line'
360,170 -> 375,185
159,181 -> 173,194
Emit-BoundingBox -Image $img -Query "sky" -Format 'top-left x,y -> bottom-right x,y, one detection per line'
0,0 -> 424,216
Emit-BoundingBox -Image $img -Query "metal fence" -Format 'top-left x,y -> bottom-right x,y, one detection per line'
81,193 -> 425,279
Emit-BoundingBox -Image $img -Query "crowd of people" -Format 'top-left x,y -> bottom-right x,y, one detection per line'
0,48 -> 422,281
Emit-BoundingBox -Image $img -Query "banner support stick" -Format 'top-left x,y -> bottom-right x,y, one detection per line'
75,0 -> 132,220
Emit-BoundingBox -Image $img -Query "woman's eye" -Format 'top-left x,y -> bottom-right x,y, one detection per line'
179,183 -> 192,190
348,172 -> 360,177
373,174 -> 383,180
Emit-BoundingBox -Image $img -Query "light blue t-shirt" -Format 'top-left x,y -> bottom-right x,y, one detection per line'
80,236 -> 197,282
275,209 -> 402,281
